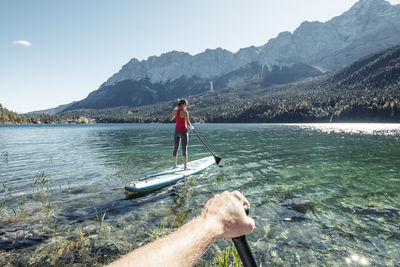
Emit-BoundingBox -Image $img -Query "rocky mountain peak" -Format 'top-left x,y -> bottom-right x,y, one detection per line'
102,0 -> 400,88
336,0 -> 394,22
351,0 -> 391,11
71,0 -> 400,113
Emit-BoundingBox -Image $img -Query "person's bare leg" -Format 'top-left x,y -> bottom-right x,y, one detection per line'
173,156 -> 177,169
184,156 -> 191,170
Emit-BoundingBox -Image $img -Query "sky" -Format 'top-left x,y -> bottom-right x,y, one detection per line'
1,0 -> 400,113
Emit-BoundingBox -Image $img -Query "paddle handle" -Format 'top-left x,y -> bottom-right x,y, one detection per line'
232,206 -> 257,267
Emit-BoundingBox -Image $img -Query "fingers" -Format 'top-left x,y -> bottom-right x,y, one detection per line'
218,190 -> 250,211
231,190 -> 250,209
230,190 -> 255,234
201,191 -> 254,239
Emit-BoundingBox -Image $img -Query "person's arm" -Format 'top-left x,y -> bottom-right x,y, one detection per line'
169,109 -> 177,121
108,191 -> 254,267
183,110 -> 194,130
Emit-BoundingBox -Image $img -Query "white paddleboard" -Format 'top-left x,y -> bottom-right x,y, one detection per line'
125,156 -> 215,194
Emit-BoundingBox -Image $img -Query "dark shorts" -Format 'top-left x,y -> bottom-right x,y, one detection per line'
173,132 -> 188,157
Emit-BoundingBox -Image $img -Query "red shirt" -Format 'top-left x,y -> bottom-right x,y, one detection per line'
175,109 -> 188,132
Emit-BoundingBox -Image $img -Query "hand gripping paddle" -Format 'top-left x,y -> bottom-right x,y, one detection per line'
232,206 -> 257,267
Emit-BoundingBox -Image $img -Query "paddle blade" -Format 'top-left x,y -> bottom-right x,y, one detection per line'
214,156 -> 225,167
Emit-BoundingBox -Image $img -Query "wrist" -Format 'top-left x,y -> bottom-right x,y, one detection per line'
197,215 -> 224,241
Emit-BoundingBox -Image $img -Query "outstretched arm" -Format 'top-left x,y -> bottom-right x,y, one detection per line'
108,191 -> 254,267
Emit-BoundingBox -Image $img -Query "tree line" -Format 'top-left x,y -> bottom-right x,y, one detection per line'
0,104 -> 61,124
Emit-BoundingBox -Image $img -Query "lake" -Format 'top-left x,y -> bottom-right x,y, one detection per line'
1,123 -> 399,266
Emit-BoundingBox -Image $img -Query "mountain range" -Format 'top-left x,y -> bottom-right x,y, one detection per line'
34,0 -> 400,115
59,44 -> 400,123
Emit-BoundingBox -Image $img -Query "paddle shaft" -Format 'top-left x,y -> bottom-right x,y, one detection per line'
232,236 -> 257,267
232,206 -> 257,267
191,128 -> 216,157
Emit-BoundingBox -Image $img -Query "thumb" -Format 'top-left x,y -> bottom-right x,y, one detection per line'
245,217 -> 255,234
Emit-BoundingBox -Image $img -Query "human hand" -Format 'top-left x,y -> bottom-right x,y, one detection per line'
201,191 -> 255,240
173,106 -> 178,111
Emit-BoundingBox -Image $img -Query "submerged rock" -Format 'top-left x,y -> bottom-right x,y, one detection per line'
281,196 -> 314,214
0,232 -> 48,251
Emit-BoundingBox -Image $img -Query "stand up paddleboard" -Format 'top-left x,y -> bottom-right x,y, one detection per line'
125,156 -> 215,194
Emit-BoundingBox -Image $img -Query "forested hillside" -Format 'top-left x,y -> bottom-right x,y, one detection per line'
59,45 -> 400,123
0,104 -> 27,124
0,104 -> 61,124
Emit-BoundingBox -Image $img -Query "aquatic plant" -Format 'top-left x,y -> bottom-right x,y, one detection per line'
37,192 -> 52,217
67,180 -> 72,191
44,226 -> 93,266
32,171 -> 52,217
190,175 -> 197,185
1,182 -> 13,216
117,166 -> 124,180
0,201 -> 5,215
16,196 -> 27,212
143,219 -> 167,240
95,207 -> 107,229
2,181 -> 13,194
212,244 -> 241,267
53,218 -> 59,239
33,171 -> 49,190
2,151 -> 8,163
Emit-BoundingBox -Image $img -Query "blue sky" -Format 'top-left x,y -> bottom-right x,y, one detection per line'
1,0 -> 400,113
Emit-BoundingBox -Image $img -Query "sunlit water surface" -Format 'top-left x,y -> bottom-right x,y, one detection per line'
0,123 -> 399,266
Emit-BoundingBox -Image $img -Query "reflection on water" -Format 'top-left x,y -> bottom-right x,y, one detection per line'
295,123 -> 400,135
0,123 -> 399,266
345,254 -> 369,265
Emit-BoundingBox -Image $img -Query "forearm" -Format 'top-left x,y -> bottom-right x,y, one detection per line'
170,110 -> 176,121
108,191 -> 254,267
108,216 -> 221,267
185,112 -> 193,129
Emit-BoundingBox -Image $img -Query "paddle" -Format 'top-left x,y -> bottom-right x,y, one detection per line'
232,206 -> 257,267
191,128 -> 224,167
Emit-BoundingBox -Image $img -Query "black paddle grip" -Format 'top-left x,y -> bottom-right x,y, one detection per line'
232,206 -> 257,267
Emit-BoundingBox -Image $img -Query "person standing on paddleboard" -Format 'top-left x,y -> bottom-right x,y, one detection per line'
170,98 -> 194,170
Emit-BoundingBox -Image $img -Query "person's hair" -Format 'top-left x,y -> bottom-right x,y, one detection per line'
177,98 -> 188,107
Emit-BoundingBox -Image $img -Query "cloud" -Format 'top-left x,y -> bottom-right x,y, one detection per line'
12,40 -> 32,47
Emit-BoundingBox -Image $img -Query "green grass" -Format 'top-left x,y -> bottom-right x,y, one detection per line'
32,171 -> 52,217
1,182 -> 12,216
33,171 -> 49,189
115,166 -> 124,180
143,219 -> 168,240
2,151 -> 8,163
53,217 -> 59,239
16,197 -> 27,212
212,244 -> 242,267
94,207 -> 107,230
0,201 -> 5,215
37,192 -> 51,217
